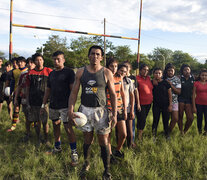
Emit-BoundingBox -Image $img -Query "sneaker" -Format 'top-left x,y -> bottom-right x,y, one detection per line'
7,125 -> 16,132
113,150 -> 124,159
103,170 -> 112,180
79,162 -> 90,179
71,151 -> 79,166
46,146 -> 62,155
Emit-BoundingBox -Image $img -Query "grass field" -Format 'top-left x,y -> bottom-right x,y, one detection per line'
0,101 -> 207,180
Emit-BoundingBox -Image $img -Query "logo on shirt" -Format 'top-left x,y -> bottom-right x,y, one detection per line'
85,87 -> 98,94
87,80 -> 96,86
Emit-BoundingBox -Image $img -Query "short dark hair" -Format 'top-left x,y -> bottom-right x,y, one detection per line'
163,63 -> 175,79
123,61 -> 132,70
139,63 -> 148,71
106,58 -> 118,68
88,45 -> 104,57
32,53 -> 43,62
118,64 -> 128,71
153,67 -> 162,74
4,61 -> 12,67
180,64 -> 190,75
17,56 -> 26,62
26,57 -> 32,64
52,51 -> 64,57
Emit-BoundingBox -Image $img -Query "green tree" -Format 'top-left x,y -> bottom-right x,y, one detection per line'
70,36 -> 114,67
0,51 -> 5,58
148,47 -> 173,70
172,50 -> 200,74
113,45 -> 132,63
36,35 -> 70,67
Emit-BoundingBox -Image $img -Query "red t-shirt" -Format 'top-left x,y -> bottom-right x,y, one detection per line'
136,75 -> 153,105
194,81 -> 207,105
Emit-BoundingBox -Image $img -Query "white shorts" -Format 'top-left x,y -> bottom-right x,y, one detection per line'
78,105 -> 111,135
49,108 -> 68,123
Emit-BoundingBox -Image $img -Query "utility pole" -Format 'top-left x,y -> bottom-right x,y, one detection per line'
104,18 -> 106,66
9,0 -> 13,61
136,0 -> 143,75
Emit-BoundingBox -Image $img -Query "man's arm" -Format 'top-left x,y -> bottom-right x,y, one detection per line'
14,86 -> 21,106
105,68 -> 117,128
168,88 -> 172,112
129,90 -> 135,119
134,88 -> 141,112
192,86 -> 197,113
42,87 -> 50,107
68,68 -> 83,125
120,78 -> 127,120
167,80 -> 181,95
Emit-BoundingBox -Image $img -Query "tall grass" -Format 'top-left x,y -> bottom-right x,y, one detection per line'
0,102 -> 207,179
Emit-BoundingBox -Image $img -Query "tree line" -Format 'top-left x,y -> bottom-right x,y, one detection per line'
1,35 -> 207,75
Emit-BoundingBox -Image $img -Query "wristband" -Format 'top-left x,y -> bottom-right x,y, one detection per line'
41,104 -> 46,108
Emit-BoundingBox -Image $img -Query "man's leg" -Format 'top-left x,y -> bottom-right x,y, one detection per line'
97,133 -> 111,179
184,104 -> 194,134
40,107 -> 49,143
80,131 -> 94,178
7,104 -> 20,132
63,121 -> 78,166
53,119 -> 61,149
6,99 -> 13,120
116,120 -> 127,151
152,105 -> 161,137
126,119 -> 133,148
178,102 -> 185,135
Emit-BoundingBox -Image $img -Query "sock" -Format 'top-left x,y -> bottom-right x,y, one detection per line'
100,145 -> 110,172
12,111 -> 19,126
70,142 -> 77,151
55,141 -> 61,149
83,143 -> 91,165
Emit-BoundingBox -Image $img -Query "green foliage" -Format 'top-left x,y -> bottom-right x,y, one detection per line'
37,35 -> 69,67
70,36 -> 115,67
0,102 -> 207,179
36,35 -> 204,72
0,51 -> 5,59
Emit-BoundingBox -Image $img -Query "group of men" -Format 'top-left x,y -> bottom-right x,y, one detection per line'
0,45 -> 117,180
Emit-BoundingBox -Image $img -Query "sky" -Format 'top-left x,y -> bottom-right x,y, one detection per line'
0,0 -> 207,63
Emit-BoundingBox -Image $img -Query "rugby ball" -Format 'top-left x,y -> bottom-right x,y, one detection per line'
74,112 -> 87,127
4,87 -> 10,96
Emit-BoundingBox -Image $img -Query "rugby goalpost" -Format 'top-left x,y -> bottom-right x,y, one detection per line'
9,0 -> 143,72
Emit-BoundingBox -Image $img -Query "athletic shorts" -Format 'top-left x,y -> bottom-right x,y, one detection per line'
109,109 -> 125,122
0,92 -> 3,103
178,97 -> 192,104
49,108 -> 68,123
28,106 -> 48,123
22,104 -> 29,119
78,104 -> 111,135
172,103 -> 179,111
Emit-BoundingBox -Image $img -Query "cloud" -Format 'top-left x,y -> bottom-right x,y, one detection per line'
143,0 -> 207,34
0,0 -> 207,63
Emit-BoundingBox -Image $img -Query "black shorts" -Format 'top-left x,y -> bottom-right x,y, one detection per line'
0,92 -> 3,103
178,97 -> 192,104
117,109 -> 125,121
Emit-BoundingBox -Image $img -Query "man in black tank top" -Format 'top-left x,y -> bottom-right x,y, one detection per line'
68,45 -> 117,179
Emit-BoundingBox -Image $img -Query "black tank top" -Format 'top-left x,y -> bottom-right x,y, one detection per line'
80,67 -> 107,107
